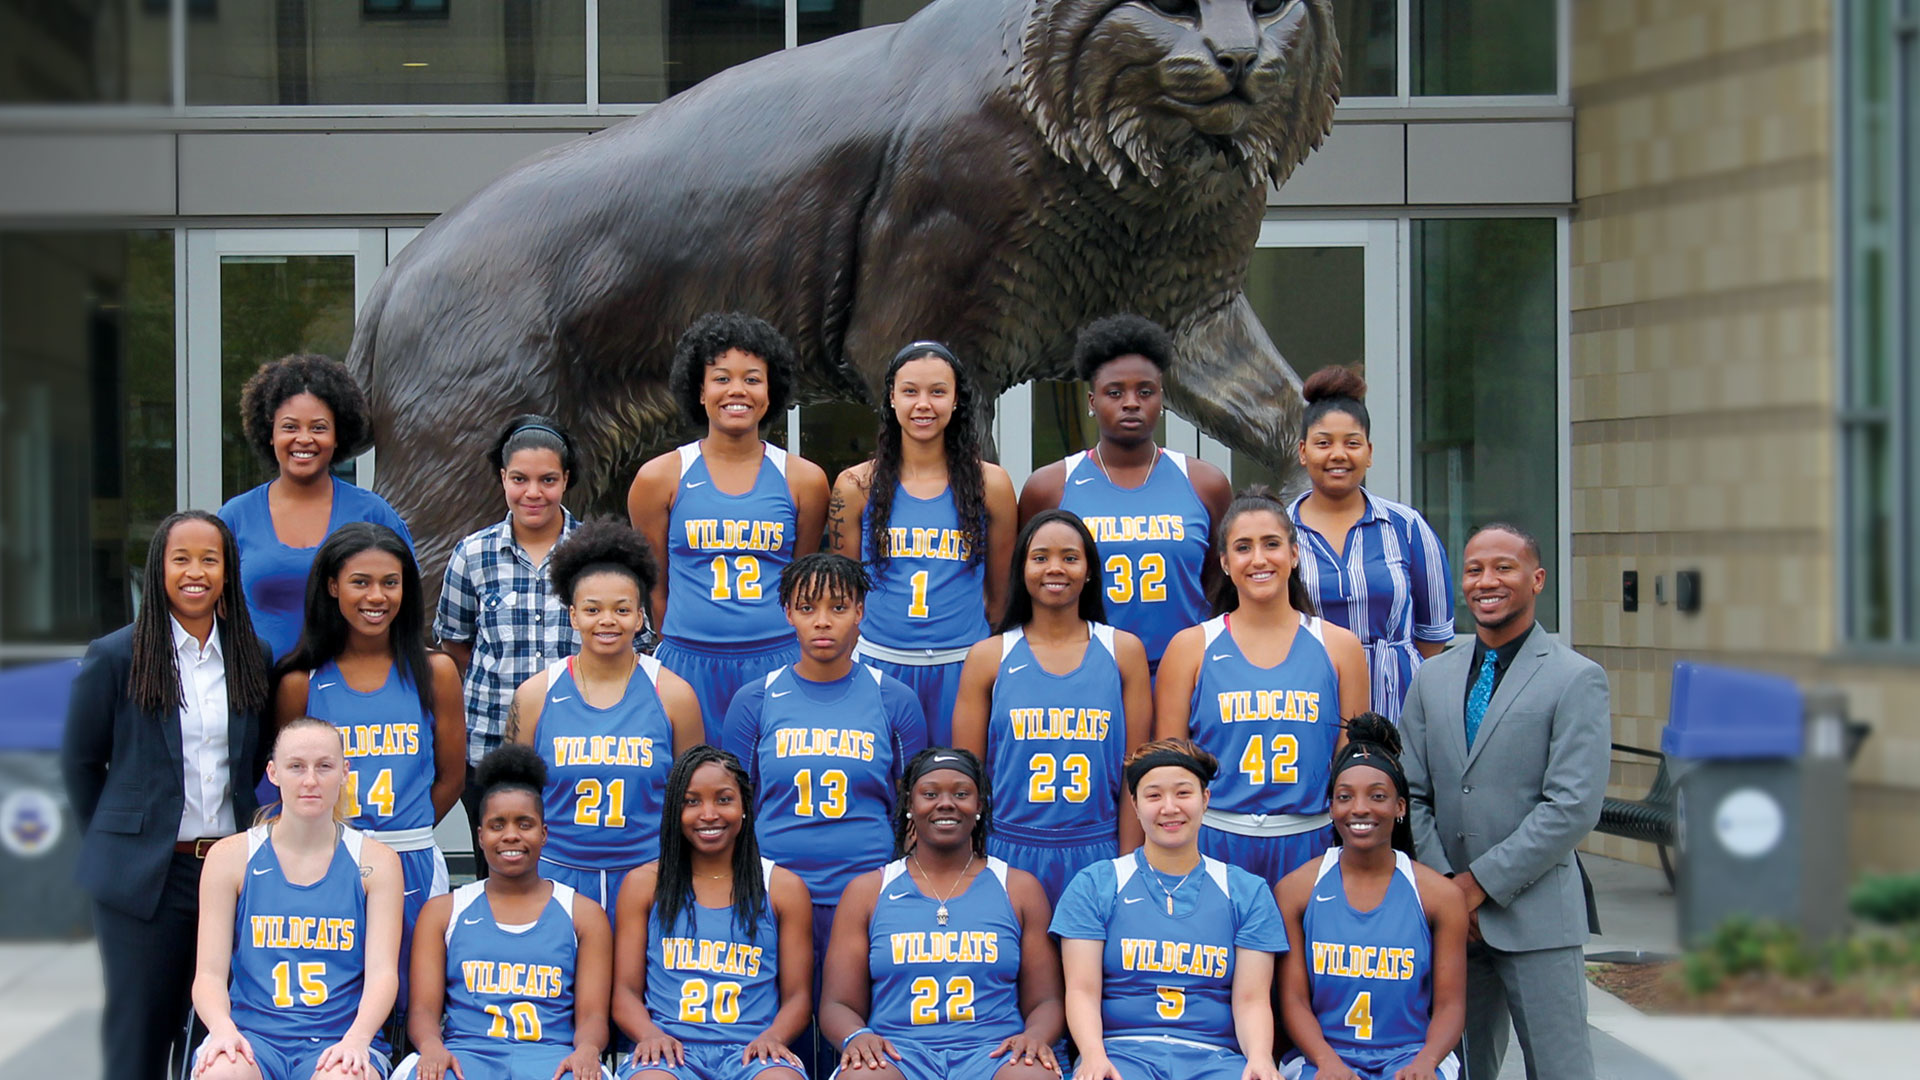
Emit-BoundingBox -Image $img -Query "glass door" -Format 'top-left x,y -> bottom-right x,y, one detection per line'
182,229 -> 388,510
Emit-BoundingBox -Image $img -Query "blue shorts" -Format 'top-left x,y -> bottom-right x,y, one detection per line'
1282,1048 -> 1460,1080
1199,824 -> 1334,885
986,833 -> 1116,908
855,654 -> 964,747
204,1033 -> 391,1080
837,1036 -> 1017,1080
540,856 -> 638,925
396,845 -> 450,1007
619,1045 -> 807,1080
656,637 -> 801,744
1100,1036 -> 1245,1080
394,1044 -> 611,1080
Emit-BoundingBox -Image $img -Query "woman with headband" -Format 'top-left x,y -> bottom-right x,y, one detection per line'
820,748 -> 1064,1080
437,414 -> 585,877
1276,714 -> 1465,1080
1155,489 -> 1370,884
1050,739 -> 1288,1080
828,341 -> 1019,744
950,508 -> 1152,906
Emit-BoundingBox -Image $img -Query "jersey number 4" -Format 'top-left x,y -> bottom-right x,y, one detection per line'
1104,553 -> 1167,605
709,555 -> 763,601
1027,752 -> 1092,803
1345,991 -> 1374,1040
909,975 -> 975,1024
1238,734 -> 1299,786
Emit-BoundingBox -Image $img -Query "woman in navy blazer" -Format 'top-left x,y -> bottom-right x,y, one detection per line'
61,510 -> 275,1080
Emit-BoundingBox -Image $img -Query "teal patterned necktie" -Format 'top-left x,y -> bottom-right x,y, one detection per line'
1466,649 -> 1498,748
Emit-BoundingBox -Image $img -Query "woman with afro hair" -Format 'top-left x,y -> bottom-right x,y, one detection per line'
508,518 -> 704,925
219,353 -> 413,662
626,314 -> 831,743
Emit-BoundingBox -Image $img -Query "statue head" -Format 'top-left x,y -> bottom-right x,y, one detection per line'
1018,0 -> 1341,189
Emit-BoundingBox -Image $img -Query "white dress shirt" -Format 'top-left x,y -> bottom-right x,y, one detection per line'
172,616 -> 236,841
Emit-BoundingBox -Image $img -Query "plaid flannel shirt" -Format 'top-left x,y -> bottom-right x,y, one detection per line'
435,511 -> 582,764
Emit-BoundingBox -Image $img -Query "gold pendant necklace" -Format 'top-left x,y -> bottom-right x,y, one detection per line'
911,851 -> 974,927
1144,859 -> 1196,915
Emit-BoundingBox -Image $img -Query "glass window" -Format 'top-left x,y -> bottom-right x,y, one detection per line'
1841,0 -> 1916,645
1331,0 -> 1396,98
1410,218 -> 1558,632
0,231 -> 175,649
601,0 -> 784,102
1239,244 -> 1366,492
186,0 -> 587,105
0,0 -> 171,104
218,254 -> 357,501
1413,0 -> 1556,97
797,0 -> 930,46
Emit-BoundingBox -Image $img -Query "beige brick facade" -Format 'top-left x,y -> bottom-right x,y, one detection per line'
1570,0 -> 1919,875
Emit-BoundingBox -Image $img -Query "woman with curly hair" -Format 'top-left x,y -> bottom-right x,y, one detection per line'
627,314 -> 831,743
828,341 -> 1018,745
508,519 -> 704,924
220,353 -> 413,662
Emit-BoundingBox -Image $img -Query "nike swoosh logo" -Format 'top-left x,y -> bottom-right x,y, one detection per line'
1211,654 -> 1232,662
404,889 -> 421,897
1008,664 -> 1028,675
314,682 -> 337,690
887,890 -> 909,900
550,695 -> 572,703
251,867 -> 273,876
1315,894 -> 1337,903
463,916 -> 485,925
686,481 -> 707,489
1073,477 -> 1094,485
1122,896 -> 1146,904
771,690 -> 791,698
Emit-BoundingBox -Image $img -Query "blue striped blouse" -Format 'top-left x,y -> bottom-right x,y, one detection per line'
1287,489 -> 1454,724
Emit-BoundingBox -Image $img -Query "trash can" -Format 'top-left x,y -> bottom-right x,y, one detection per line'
1664,662 -> 1850,947
0,658 -> 92,939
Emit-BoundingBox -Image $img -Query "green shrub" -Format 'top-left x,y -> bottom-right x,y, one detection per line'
1849,873 -> 1920,925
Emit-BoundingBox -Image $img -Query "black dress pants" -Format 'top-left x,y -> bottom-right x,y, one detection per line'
93,851 -> 202,1080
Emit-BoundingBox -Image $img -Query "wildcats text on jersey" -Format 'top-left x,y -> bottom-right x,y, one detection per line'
1080,514 -> 1187,544
250,915 -> 357,951
683,519 -> 786,553
773,727 -> 876,760
1310,942 -> 1420,981
885,526 -> 973,562
660,937 -> 765,977
1006,707 -> 1112,742
460,960 -> 567,999
1215,689 -> 1322,725
1118,938 -> 1231,978
339,723 -> 421,757
548,734 -> 656,768
888,931 -> 1001,966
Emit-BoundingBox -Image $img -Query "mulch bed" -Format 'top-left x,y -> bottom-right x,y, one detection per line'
1588,962 -> 1920,1018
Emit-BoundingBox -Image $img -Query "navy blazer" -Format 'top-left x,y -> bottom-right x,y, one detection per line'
59,623 -> 272,920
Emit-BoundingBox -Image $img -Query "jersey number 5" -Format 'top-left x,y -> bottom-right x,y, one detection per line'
1104,554 -> 1167,605
1154,986 -> 1186,1020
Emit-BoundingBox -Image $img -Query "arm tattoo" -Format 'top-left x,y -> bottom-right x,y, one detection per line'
504,695 -> 522,743
826,489 -> 848,552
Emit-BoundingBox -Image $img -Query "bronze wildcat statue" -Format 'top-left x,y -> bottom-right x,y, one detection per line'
348,0 -> 1340,581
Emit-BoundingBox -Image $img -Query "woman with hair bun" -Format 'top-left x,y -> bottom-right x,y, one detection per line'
508,519 -> 705,924
437,414 -> 585,877
829,341 -> 1019,745
220,353 -> 414,663
1276,714 -> 1465,1080
1154,490 -> 1369,884
1288,368 -> 1453,725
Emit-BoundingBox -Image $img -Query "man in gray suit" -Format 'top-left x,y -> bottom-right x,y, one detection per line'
1401,522 -> 1610,1080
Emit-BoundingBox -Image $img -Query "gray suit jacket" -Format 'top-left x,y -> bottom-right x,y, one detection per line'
1401,622 -> 1610,952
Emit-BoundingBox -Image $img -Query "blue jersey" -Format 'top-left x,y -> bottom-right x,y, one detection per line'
228,825 -> 379,1046
1050,851 -> 1287,1047
647,859 -> 783,1044
1188,615 -> 1343,818
1057,449 -> 1210,664
1303,851 -> 1435,1071
859,484 -> 988,651
1288,490 -> 1453,724
306,659 -> 437,833
218,476 -> 414,662
663,442 -> 797,650
441,881 -> 579,1054
867,858 -> 1024,1051
536,656 -> 675,870
986,625 -> 1126,842
724,663 -> 927,906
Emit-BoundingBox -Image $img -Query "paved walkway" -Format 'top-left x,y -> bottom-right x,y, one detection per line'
2,856 -> 1912,1079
